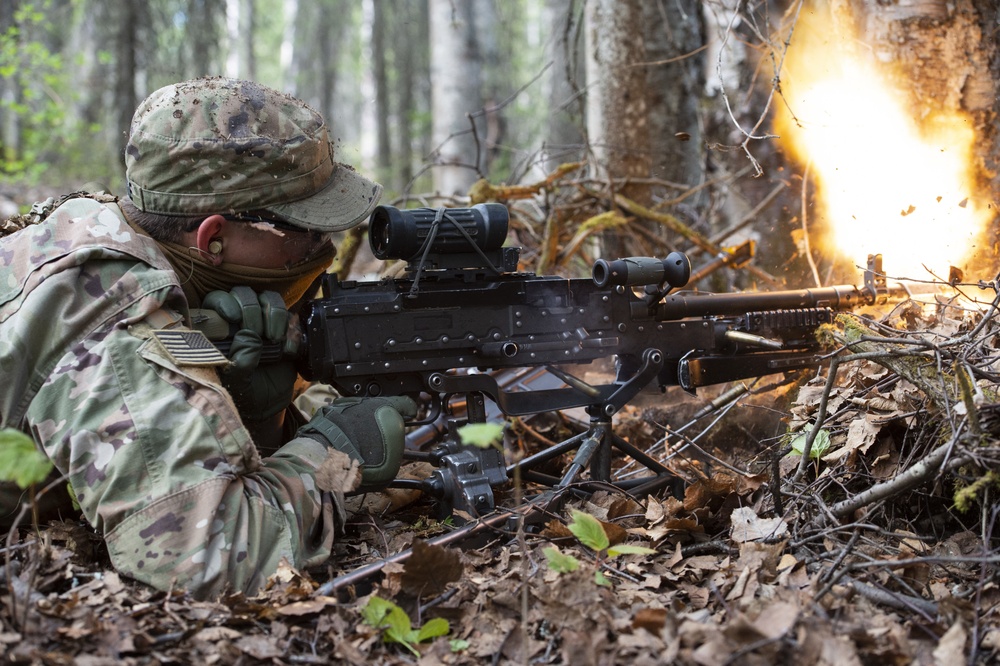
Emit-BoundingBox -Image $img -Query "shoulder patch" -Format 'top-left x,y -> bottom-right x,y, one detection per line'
151,329 -> 230,367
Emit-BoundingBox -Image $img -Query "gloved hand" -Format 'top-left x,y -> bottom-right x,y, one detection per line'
199,286 -> 298,423
296,396 -> 418,490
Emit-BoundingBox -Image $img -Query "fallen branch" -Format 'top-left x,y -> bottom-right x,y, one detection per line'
829,433 -> 972,519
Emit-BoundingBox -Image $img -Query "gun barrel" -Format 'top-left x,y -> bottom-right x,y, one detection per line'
656,284 -> 869,320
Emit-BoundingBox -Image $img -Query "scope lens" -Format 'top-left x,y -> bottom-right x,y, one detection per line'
369,207 -> 393,257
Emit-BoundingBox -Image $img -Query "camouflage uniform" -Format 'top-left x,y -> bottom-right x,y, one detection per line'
0,196 -> 341,597
0,78 -> 384,598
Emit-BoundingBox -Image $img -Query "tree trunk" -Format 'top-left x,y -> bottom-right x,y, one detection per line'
643,0 -> 705,202
372,2 -> 391,179
113,0 -> 139,162
392,0 -> 429,194
0,0 -> 19,161
542,0 -> 586,171
429,0 -> 486,198
186,0 -> 224,78
585,0 -> 651,256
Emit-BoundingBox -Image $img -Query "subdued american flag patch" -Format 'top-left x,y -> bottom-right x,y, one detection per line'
151,330 -> 230,367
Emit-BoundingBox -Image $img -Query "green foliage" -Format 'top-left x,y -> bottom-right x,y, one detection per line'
457,421 -> 505,449
568,509 -> 610,551
449,638 -> 471,652
361,596 -> 449,656
0,1 -> 70,181
607,543 -> 657,557
542,545 -> 580,573
787,426 -> 832,459
0,428 -> 52,489
953,471 -> 1000,512
544,510 -> 657,586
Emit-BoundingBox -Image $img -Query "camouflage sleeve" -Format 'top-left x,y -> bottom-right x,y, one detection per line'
23,274 -> 338,598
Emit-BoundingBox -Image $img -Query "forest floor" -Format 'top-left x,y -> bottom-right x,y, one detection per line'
3,291 -> 1000,665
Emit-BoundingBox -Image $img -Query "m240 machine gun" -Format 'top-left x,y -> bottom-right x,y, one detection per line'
295,204 -> 899,517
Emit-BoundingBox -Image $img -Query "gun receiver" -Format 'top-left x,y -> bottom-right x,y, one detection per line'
300,205 -> 893,419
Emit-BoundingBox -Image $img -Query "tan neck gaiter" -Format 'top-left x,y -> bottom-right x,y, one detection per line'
156,239 -> 335,308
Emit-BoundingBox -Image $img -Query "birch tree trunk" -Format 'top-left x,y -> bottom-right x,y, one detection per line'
585,0 -> 650,256
225,0 -> 256,81
429,0 -> 486,198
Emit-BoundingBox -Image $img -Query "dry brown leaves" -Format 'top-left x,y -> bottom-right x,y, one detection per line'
3,295 -> 1000,664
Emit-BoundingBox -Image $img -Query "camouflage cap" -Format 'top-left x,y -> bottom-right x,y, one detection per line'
125,77 -> 382,232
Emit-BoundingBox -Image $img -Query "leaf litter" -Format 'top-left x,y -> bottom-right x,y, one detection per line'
2,293 -> 1000,664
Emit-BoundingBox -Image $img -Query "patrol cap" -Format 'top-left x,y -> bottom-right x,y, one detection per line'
125,77 -> 382,232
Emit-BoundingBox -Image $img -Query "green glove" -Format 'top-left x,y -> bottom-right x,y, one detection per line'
297,396 -> 418,490
199,287 -> 297,423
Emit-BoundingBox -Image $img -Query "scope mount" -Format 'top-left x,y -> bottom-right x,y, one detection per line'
405,246 -> 521,277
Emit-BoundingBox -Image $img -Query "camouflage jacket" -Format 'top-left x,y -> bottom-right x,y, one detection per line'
0,197 -> 337,598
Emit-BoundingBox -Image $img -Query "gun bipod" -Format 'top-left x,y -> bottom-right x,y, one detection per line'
508,416 -> 685,500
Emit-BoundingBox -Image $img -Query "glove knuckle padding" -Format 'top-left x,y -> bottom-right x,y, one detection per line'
202,290 -> 242,323
229,286 -> 263,334
257,291 -> 288,342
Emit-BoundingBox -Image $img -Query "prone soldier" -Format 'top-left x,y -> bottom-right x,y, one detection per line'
0,77 -> 415,599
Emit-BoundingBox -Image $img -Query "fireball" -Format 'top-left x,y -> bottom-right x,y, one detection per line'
773,4 -> 988,280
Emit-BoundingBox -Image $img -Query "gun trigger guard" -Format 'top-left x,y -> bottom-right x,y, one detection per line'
406,393 -> 442,427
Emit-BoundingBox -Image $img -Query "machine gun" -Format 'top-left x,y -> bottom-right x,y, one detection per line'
293,204 -> 901,517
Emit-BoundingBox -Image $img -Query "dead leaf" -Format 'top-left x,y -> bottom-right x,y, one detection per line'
541,519 -> 574,540
753,601 -> 799,640
730,507 -> 788,543
683,475 -> 738,512
235,635 -> 284,660
933,620 -> 966,666
193,627 -> 242,642
316,448 -> 361,493
824,416 -> 882,462
277,595 -> 338,616
401,539 -> 464,597
645,499 -> 665,525
738,540 -> 786,581
632,607 -> 669,635
601,519 -> 628,547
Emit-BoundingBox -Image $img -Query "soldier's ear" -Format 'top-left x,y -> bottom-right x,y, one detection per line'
195,215 -> 227,266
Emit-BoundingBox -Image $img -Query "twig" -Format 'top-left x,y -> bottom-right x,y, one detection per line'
829,432 -> 972,518
800,161 -> 822,287
848,578 -> 938,618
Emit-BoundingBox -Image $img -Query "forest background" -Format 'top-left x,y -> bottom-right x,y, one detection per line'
4,0 -> 998,288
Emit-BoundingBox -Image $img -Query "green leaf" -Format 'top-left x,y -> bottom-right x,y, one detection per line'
607,544 -> 657,557
0,428 -> 53,489
543,545 -> 581,573
458,422 -> 505,449
568,510 -> 610,551
361,596 -> 449,656
450,639 -> 471,652
594,570 -> 612,587
416,617 -> 450,642
361,596 -> 399,628
788,426 -> 831,460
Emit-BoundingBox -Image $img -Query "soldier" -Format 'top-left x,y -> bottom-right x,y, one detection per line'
0,77 -> 415,598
